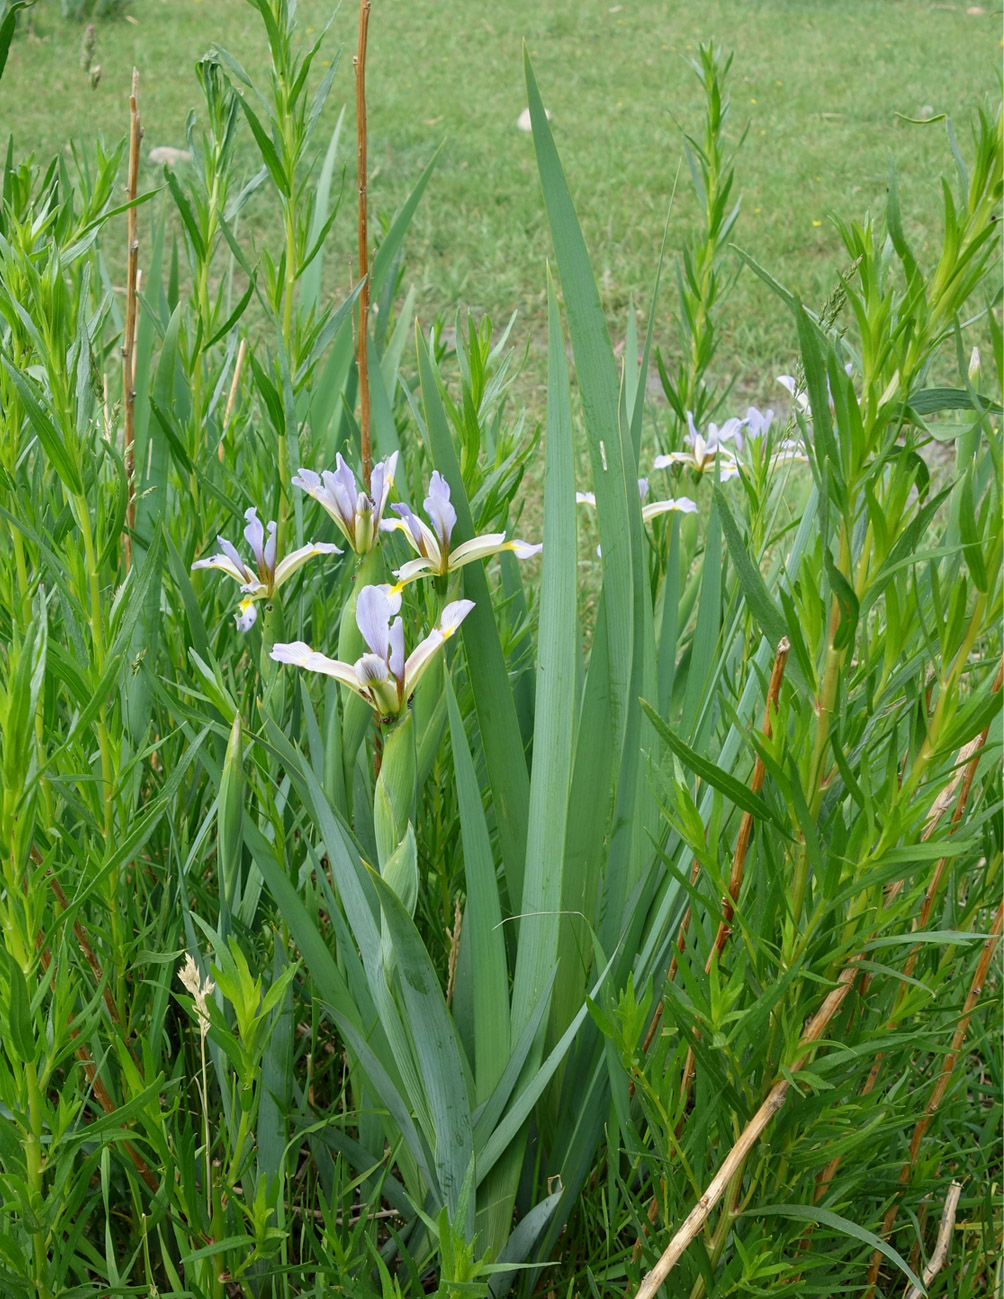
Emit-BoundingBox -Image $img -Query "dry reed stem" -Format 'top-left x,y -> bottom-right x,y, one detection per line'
863,899 -> 1003,1295
632,962 -> 860,1298
353,0 -> 372,488
122,67 -> 141,570
218,337 -> 248,462
901,1181 -> 962,1299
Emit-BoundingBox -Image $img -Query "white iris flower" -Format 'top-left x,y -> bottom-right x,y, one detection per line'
380,471 -> 541,587
192,506 -> 341,631
292,452 -> 398,555
270,584 -> 474,720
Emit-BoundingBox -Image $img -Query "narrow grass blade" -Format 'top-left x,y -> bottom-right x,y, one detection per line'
371,146 -> 440,299
745,1204 -> 923,1292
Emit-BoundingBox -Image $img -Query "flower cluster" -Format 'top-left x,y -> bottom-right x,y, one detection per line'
292,452 -> 398,555
191,456 -> 543,721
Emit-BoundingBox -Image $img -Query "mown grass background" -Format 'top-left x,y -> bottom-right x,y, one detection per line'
4,0 -> 998,401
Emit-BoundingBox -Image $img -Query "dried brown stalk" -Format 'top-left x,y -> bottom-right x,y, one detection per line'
864,899 -> 1003,1295
122,67 -> 142,570
353,0 -> 372,489
901,1181 -> 962,1299
633,962 -> 860,1298
218,337 -> 248,463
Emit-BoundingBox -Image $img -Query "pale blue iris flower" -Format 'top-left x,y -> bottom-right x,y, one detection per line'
380,471 -> 541,587
192,506 -> 341,631
734,406 -> 775,453
271,584 -> 474,719
292,452 -> 398,555
654,411 -> 742,480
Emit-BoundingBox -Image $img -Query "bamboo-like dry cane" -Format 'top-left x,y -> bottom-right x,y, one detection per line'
353,0 -> 372,489
122,67 -> 141,571
632,962 -> 860,1299
218,337 -> 248,463
901,1181 -> 962,1299
863,898 -> 1003,1295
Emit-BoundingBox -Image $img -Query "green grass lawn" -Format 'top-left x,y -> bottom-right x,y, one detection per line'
3,0 -> 998,400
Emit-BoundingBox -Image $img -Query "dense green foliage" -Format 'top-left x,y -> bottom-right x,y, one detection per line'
0,2 -> 1000,1296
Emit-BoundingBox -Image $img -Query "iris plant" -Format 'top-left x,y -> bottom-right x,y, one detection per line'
271,584 -> 474,720
381,471 -> 541,586
192,507 -> 341,630
292,452 -> 398,555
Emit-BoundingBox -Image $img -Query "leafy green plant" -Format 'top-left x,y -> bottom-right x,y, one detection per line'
0,0 -> 999,1294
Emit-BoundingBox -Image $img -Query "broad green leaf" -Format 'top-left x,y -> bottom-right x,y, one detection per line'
370,871 -> 474,1227
525,50 -> 638,759
418,330 -> 529,910
511,274 -> 576,1045
445,677 -> 509,1103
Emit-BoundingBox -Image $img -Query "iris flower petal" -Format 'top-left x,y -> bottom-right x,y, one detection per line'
191,552 -> 251,584
642,497 -> 698,520
273,540 -> 342,589
355,584 -> 393,659
243,507 -> 266,571
271,641 -> 369,698
424,471 -> 457,551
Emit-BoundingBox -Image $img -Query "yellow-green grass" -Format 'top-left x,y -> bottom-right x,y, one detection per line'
3,0 -> 997,403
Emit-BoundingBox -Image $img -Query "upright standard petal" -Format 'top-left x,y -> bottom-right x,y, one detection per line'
370,451 -> 399,521
355,584 -> 392,659
423,471 -> 457,551
243,507 -> 268,574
